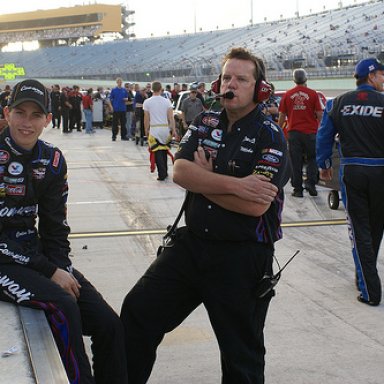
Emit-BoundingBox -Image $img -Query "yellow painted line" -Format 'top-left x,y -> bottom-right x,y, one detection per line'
282,218 -> 346,228
68,219 -> 347,239
69,229 -> 166,239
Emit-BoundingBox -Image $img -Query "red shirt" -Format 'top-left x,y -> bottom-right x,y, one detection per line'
82,94 -> 93,110
278,85 -> 322,134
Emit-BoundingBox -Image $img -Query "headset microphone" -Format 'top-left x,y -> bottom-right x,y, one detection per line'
215,91 -> 235,100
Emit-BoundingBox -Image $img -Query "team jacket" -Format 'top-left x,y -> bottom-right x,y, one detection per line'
317,84 -> 384,169
175,106 -> 289,243
0,127 -> 72,278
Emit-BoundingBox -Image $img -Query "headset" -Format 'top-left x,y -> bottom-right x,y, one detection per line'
211,65 -> 273,103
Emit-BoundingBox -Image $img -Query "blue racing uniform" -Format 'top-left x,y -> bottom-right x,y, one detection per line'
317,85 -> 384,304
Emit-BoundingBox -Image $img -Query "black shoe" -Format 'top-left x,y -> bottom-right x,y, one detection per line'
112,137 -> 116,141
292,189 -> 303,198
357,294 -> 380,306
306,185 -> 318,196
121,137 -> 129,141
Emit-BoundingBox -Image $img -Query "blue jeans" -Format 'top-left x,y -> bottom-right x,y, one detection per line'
84,109 -> 93,134
126,111 -> 133,138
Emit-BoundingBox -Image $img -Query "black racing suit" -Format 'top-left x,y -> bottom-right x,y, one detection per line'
316,84 -> 384,304
121,106 -> 289,384
0,128 -> 127,384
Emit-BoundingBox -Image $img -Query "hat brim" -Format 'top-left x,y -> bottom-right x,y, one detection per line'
10,98 -> 48,115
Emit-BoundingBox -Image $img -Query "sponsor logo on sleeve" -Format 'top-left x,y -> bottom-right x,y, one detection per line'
262,148 -> 283,156
52,151 -> 61,168
261,154 -> 280,164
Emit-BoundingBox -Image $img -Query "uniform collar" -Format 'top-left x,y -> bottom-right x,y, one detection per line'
220,105 -> 262,133
356,84 -> 376,91
2,127 -> 35,156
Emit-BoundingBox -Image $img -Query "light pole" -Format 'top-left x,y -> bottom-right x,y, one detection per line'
250,0 -> 253,25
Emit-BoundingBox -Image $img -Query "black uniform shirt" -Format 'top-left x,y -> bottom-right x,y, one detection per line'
329,84 -> 384,158
175,106 -> 289,243
0,128 -> 71,277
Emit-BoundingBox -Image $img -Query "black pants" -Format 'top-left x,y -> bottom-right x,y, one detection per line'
134,108 -> 145,139
0,265 -> 128,384
70,109 -> 82,131
120,228 -> 273,384
288,131 -> 318,191
155,150 -> 168,179
61,110 -> 70,133
341,165 -> 384,303
52,108 -> 61,129
112,111 -> 127,139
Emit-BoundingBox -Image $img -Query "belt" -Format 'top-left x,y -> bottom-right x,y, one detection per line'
340,157 -> 384,166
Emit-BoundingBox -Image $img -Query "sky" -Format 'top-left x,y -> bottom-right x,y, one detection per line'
6,0 -> 367,39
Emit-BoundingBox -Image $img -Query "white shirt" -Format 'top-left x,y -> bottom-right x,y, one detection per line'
143,95 -> 172,144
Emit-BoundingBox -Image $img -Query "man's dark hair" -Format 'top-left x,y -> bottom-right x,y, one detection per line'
222,47 -> 266,82
151,81 -> 162,93
355,75 -> 369,86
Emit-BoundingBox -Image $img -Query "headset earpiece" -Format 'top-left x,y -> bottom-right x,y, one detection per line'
254,79 -> 272,103
211,75 -> 221,94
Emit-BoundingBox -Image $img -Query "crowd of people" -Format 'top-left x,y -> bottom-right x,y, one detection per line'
0,50 -> 383,384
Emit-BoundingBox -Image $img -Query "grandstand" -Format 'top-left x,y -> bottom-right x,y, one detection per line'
0,0 -> 383,84
0,4 -> 133,48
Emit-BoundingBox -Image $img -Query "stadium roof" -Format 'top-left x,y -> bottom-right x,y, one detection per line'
0,4 -> 122,35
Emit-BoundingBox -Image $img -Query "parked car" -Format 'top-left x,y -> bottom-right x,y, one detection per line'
173,91 -> 190,138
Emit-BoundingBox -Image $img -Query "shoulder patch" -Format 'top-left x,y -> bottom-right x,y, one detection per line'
52,150 -> 61,168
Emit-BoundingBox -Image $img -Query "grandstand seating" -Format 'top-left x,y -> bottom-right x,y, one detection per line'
0,0 -> 383,83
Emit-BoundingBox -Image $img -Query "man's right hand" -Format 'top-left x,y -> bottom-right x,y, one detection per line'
51,269 -> 81,299
319,168 -> 333,181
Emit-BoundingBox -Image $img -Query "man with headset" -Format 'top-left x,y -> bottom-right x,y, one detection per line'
121,47 -> 289,383
317,58 -> 384,306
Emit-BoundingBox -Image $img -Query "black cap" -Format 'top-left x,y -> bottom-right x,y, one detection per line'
8,79 -> 49,114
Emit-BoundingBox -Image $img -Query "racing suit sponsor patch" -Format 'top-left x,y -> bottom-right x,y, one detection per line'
32,168 -> 46,180
52,151 -> 61,168
3,176 -> 24,183
0,243 -> 30,264
261,154 -> 280,164
340,105 -> 384,117
0,205 -> 37,218
0,273 -> 33,303
0,150 -> 10,164
211,129 -> 223,141
6,184 -> 25,196
262,148 -> 283,156
202,115 -> 219,128
8,162 -> 23,176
